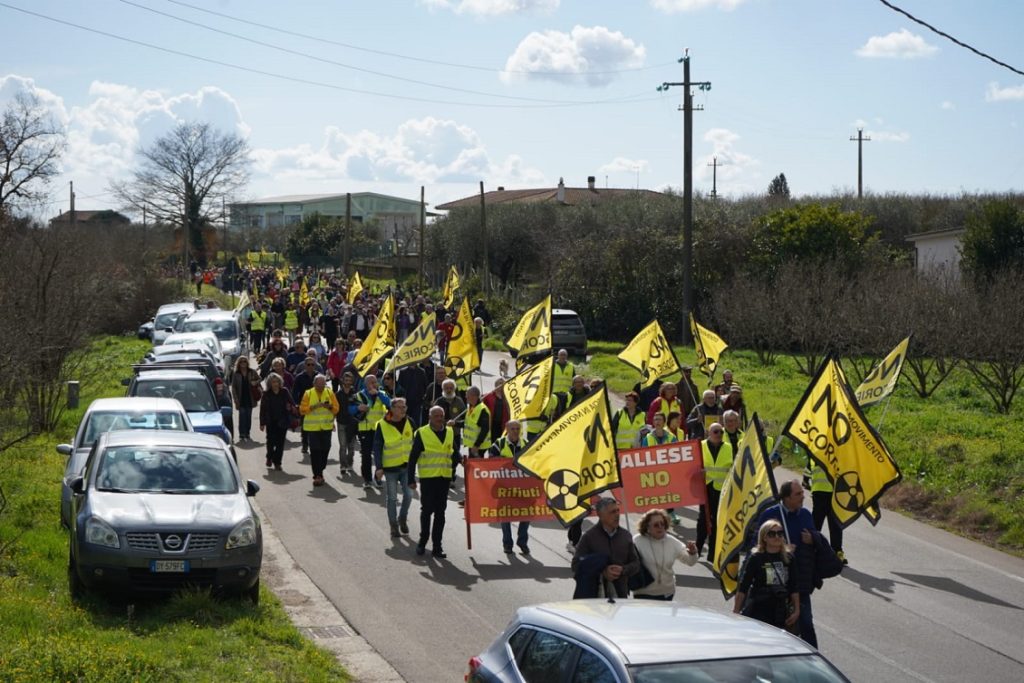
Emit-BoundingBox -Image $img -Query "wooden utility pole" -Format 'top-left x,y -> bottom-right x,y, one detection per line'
708,156 -> 726,198
479,181 -> 489,294
850,128 -> 871,198
69,181 -> 76,229
343,192 -> 352,273
419,185 -> 426,289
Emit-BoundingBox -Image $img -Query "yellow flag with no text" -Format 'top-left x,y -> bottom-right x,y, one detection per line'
712,414 -> 779,598
502,356 -> 554,421
443,297 -> 480,379
855,336 -> 911,409
514,387 -> 620,527
690,313 -> 728,380
618,319 -> 682,388
442,265 -> 460,308
386,314 -> 436,374
783,355 -> 902,528
352,295 -> 395,374
299,280 -> 310,306
347,272 -> 364,304
506,295 -> 552,358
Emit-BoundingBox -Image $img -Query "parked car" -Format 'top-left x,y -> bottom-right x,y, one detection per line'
144,345 -> 226,378
67,431 -> 262,602
57,398 -> 193,529
551,308 -> 587,358
178,309 -> 247,367
162,332 -> 225,368
137,320 -> 154,341
467,600 -> 850,683
125,368 -> 231,443
151,302 -> 196,346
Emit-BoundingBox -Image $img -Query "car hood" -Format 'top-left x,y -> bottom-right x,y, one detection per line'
89,490 -> 252,527
189,411 -> 225,431
219,339 -> 240,354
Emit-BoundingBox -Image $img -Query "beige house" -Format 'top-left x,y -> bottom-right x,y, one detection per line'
906,227 -> 965,277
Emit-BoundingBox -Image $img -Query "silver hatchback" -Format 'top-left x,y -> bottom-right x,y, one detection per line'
68,431 -> 262,602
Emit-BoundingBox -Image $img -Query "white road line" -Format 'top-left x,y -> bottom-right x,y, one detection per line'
817,622 -> 939,683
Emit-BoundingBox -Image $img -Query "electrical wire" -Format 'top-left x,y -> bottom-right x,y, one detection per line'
165,0 -> 674,77
0,2 -> 662,109
876,0 -> 1024,77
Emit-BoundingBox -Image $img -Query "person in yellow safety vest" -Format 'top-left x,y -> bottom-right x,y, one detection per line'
643,413 -> 679,447
248,302 -> 269,354
612,392 -> 646,449
722,410 -> 743,453
373,398 -> 414,538
352,374 -> 392,489
805,458 -> 846,565
408,406 -> 459,558
462,386 -> 492,457
487,419 -> 531,555
299,374 -> 339,487
284,302 -> 301,347
695,422 -> 733,561
646,382 -> 681,426
667,412 -> 685,442
552,348 -> 574,394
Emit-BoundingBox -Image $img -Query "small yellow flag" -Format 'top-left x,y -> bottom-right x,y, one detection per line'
618,320 -> 681,388
501,356 -> 554,421
443,297 -> 480,379
713,414 -> 778,598
855,336 -> 911,408
514,387 -> 620,527
442,265 -> 460,308
352,295 -> 396,374
783,355 -> 902,528
506,295 -> 552,358
690,313 -> 728,380
386,314 -> 436,374
347,272 -> 364,305
299,281 -> 310,306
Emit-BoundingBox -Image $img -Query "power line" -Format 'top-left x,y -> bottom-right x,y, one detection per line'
0,2 -> 661,109
876,0 -> 1024,77
165,0 -> 674,77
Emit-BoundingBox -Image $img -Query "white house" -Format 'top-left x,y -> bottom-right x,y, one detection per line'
906,227 -> 965,277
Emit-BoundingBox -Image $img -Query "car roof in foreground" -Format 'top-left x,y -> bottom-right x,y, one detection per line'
524,601 -> 814,665
185,309 -> 235,321
86,397 -> 186,412
133,368 -> 209,380
99,430 -> 226,449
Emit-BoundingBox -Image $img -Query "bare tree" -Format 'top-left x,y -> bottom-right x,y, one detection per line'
0,92 -> 66,219
111,121 -> 249,263
962,270 -> 1024,413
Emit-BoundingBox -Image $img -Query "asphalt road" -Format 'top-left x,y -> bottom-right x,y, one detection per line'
238,350 -> 1024,682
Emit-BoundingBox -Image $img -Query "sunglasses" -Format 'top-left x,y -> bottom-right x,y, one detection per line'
765,530 -> 785,538
710,429 -> 723,435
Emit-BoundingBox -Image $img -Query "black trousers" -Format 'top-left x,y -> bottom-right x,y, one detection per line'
568,520 -> 583,545
306,430 -> 332,478
812,491 -> 844,552
418,477 -> 451,549
266,425 -> 286,467
696,486 -> 721,559
250,330 -> 265,353
358,430 -> 375,483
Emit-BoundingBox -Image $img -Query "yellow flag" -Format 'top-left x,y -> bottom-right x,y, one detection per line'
352,295 -> 395,374
442,265 -> 460,308
502,356 -> 554,421
782,355 -> 902,528
514,387 -> 620,527
506,295 -> 552,357
299,280 -> 310,306
618,320 -> 681,388
855,336 -> 911,408
690,313 -> 728,380
276,268 -> 287,285
386,314 -> 436,374
347,272 -> 364,304
713,414 -> 779,598
234,292 -> 250,314
443,297 -> 480,379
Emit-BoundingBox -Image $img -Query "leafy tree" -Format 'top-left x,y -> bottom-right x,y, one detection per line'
751,203 -> 877,275
767,173 -> 790,199
0,92 -> 65,220
284,213 -> 379,268
960,199 -> 1024,279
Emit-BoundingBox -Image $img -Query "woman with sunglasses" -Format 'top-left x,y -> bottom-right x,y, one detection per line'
733,520 -> 800,631
632,509 -> 698,601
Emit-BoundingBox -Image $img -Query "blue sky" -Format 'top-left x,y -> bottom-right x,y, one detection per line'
2,0 -> 1022,216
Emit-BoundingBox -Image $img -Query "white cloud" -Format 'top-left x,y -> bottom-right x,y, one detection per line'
502,25 -> 646,87
940,100 -> 955,110
853,118 -> 910,142
855,29 -> 938,59
650,0 -> 746,12
599,157 -> 649,174
698,128 -> 759,194
420,0 -> 558,16
985,82 -> 1024,102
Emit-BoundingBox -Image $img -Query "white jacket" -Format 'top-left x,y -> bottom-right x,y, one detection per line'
632,533 -> 698,598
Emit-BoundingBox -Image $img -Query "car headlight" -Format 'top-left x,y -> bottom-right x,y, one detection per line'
226,518 -> 258,549
85,517 -> 120,548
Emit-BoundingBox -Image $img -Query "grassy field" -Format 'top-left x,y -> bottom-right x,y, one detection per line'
0,336 -> 347,682
581,341 -> 1024,554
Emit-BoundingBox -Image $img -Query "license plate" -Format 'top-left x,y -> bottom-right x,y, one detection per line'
150,560 -> 189,573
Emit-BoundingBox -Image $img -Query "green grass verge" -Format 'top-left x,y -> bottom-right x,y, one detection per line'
580,342 -> 1024,554
0,336 -> 348,682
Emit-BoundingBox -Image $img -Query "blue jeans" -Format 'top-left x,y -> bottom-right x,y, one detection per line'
384,469 -> 412,525
799,593 -> 818,648
501,521 -> 530,549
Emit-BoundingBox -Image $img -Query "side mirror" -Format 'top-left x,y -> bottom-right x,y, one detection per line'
121,378 -> 130,386
163,327 -> 174,333
70,477 -> 85,495
56,444 -> 73,457
245,480 -> 260,497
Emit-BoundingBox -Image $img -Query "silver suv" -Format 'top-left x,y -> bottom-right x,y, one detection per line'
68,431 -> 262,602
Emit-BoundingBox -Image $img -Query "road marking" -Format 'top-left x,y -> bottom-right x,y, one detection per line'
817,622 -> 938,683
886,524 -> 1024,584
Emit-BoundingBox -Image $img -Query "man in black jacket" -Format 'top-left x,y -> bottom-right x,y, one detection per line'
571,498 -> 640,599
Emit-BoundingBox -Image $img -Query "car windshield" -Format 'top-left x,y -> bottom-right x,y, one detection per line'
81,411 -> 188,447
95,446 -> 235,493
631,654 -> 847,683
182,320 -> 238,342
155,312 -> 185,328
134,379 -> 216,412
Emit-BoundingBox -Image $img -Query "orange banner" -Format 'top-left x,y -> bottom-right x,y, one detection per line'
464,459 -> 551,524
619,440 -> 706,513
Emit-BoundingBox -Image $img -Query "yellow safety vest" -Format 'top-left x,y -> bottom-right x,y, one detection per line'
284,309 -> 299,330
702,439 -> 734,491
643,431 -> 679,447
552,362 -> 574,394
655,397 -> 681,422
492,436 -> 527,459
357,391 -> 389,433
809,462 -> 833,493
614,409 -> 645,449
250,310 -> 267,332
416,426 -> 454,479
379,419 -> 414,469
464,402 -> 491,450
301,387 -> 336,431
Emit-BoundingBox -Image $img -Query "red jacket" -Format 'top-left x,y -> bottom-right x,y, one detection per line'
483,390 -> 510,438
646,397 -> 682,426
326,349 -> 345,379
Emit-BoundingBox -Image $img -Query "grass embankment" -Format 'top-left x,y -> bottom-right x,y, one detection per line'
582,341 -> 1024,554
0,336 -> 347,682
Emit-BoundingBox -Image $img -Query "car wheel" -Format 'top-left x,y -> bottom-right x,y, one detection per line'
246,579 -> 260,606
68,552 -> 85,601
